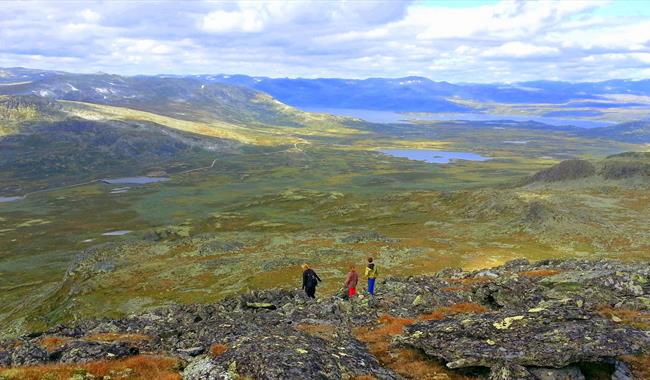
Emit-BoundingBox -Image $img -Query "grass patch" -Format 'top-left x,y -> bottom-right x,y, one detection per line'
418,303 -> 489,321
295,323 -> 337,341
39,336 -> 72,351
518,269 -> 562,278
597,307 -> 650,330
0,355 -> 181,380
376,315 -> 416,336
621,354 -> 650,380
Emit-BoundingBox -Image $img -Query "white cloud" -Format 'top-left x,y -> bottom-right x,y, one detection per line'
482,42 -> 559,58
0,0 -> 649,82
78,9 -> 101,23
404,0 -> 603,40
201,9 -> 266,33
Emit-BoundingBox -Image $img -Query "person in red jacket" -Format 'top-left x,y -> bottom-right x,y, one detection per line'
344,266 -> 359,299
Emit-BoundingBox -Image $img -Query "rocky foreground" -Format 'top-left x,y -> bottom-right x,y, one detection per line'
1,258 -> 649,380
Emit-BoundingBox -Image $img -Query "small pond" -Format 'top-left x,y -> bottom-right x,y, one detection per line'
102,230 -> 132,236
380,150 -> 490,164
0,196 -> 24,203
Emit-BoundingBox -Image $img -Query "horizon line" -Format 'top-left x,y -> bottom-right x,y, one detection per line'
2,66 -> 649,86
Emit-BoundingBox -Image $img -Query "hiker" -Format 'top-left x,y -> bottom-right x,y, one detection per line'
301,263 -> 321,298
344,266 -> 359,299
365,257 -> 378,295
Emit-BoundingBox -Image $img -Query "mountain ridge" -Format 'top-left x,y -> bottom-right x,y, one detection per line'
4,67 -> 650,113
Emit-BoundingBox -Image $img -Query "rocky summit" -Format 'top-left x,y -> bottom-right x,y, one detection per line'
1,258 -> 649,380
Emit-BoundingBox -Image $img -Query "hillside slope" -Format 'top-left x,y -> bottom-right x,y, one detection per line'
525,153 -> 650,184
0,73 -> 366,194
1,259 -> 648,379
0,70 -> 357,131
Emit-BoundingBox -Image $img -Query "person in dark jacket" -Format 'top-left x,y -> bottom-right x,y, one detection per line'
365,257 -> 378,295
302,263 -> 321,298
344,266 -> 359,299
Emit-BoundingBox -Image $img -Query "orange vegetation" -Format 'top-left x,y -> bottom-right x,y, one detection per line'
518,269 -> 561,278
417,311 -> 446,321
386,348 -> 477,380
39,336 -> 72,351
621,354 -> 650,380
84,332 -> 153,344
209,343 -> 228,358
296,323 -> 337,341
369,303 -> 489,338
441,286 -> 466,292
597,307 -> 650,330
418,303 -> 488,321
0,355 -> 181,380
298,238 -> 335,248
439,303 -> 489,314
376,315 -> 416,335
354,313 -> 478,379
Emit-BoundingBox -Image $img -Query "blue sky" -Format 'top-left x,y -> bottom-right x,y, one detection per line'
1,0 -> 649,82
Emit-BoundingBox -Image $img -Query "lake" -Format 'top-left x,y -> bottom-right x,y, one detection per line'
380,150 -> 490,164
101,177 -> 170,185
428,113 -> 614,128
102,230 -> 132,236
0,196 -> 24,203
301,107 -> 613,128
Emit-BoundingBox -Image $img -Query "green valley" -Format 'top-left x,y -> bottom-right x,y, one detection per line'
1,75 -> 648,338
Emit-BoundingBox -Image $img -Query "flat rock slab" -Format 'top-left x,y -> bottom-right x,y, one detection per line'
400,306 -> 650,370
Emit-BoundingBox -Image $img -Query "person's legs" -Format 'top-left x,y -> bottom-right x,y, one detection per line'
368,278 -> 375,295
348,287 -> 356,298
306,286 -> 316,298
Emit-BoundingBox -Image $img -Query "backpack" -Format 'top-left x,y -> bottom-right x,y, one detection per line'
305,270 -> 318,287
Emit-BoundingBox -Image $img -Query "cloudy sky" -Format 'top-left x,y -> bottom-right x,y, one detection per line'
1,0 -> 649,82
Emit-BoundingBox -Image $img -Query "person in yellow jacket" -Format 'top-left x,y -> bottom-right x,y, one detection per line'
364,257 -> 378,295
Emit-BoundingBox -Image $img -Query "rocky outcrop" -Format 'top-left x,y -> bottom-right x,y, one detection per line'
527,159 -> 597,183
183,326 -> 398,380
1,259 -> 648,379
599,152 -> 650,179
400,306 -> 647,372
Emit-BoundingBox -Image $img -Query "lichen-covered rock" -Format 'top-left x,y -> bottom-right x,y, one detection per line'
184,328 -> 400,380
0,350 -> 11,367
612,360 -> 634,380
55,341 -> 139,363
528,366 -> 585,380
1,258 -> 648,380
9,343 -> 48,365
400,305 -> 649,372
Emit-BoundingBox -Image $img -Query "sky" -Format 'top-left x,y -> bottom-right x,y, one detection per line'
1,0 -> 649,82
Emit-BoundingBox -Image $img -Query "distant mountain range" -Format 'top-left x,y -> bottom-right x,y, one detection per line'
0,68 -> 650,153
2,67 -> 649,113
185,74 -> 650,111
0,68 -> 312,127
0,68 -> 359,194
